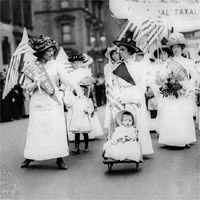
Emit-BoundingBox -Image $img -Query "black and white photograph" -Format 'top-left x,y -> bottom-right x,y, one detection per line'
0,0 -> 200,199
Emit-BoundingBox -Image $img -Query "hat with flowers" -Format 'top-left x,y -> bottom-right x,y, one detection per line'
28,35 -> 57,57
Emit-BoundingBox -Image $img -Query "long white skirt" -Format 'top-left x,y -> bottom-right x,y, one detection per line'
158,96 -> 196,146
24,106 -> 69,160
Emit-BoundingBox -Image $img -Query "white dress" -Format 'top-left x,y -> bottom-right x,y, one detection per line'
23,60 -> 74,160
113,58 -> 154,155
103,126 -> 143,162
158,56 -> 197,146
67,95 -> 93,133
65,67 -> 103,141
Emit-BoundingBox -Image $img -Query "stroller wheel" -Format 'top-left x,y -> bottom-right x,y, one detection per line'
135,162 -> 139,172
108,164 -> 113,172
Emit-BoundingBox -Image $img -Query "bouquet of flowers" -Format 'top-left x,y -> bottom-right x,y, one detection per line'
159,71 -> 184,98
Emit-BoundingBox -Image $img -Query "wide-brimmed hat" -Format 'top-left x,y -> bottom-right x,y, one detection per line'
116,109 -> 136,126
113,31 -> 140,53
68,53 -> 93,67
28,35 -> 57,57
166,32 -> 186,48
153,45 -> 172,59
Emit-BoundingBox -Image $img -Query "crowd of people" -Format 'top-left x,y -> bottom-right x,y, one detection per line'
103,31 -> 198,162
1,31 -> 199,170
0,75 -> 30,122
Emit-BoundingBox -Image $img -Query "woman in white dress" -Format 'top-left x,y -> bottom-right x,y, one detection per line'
151,45 -> 172,133
20,36 -> 81,169
111,35 -> 154,155
156,33 -> 197,148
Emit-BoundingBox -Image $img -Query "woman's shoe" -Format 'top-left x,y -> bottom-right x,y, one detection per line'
72,149 -> 80,154
21,159 -> 33,168
56,158 -> 68,170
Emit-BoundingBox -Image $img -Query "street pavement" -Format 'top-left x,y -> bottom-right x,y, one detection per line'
0,105 -> 200,200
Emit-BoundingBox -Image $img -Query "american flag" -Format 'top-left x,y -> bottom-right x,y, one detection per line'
105,83 -> 125,117
141,15 -> 165,53
2,28 -> 34,99
116,20 -> 140,42
116,16 -> 165,54
136,17 -> 155,44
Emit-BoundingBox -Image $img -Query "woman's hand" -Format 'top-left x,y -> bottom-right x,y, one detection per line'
34,74 -> 42,85
34,74 -> 42,94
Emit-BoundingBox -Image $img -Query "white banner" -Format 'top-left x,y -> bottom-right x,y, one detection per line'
109,0 -> 200,23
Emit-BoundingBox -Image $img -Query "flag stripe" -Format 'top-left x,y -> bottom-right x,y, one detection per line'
117,21 -> 133,40
143,25 -> 165,53
105,82 -> 125,118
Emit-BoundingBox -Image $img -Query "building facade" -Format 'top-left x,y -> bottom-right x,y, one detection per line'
0,0 -> 34,71
32,0 -> 108,76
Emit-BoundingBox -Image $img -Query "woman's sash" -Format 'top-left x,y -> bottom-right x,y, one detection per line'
22,61 -> 61,104
167,58 -> 188,81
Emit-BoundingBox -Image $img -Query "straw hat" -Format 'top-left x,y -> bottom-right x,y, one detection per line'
28,35 -> 57,57
166,32 -> 186,48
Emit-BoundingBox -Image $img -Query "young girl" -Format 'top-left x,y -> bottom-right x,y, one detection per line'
103,110 -> 143,162
64,81 -> 94,154
66,54 -> 103,141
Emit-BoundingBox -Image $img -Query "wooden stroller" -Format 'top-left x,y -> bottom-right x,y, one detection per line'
103,103 -> 143,172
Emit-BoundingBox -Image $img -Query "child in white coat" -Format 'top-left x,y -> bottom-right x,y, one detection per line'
64,83 -> 94,154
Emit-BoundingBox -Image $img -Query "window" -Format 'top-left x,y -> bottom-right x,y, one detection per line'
86,24 -> 91,45
97,2 -> 102,20
85,0 -> 89,10
60,0 -> 69,9
0,0 -> 11,23
91,2 -> 96,16
23,0 -> 32,28
62,24 -> 71,42
12,0 -> 22,26
2,37 -> 11,65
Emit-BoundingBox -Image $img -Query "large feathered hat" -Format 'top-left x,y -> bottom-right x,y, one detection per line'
28,35 -> 57,57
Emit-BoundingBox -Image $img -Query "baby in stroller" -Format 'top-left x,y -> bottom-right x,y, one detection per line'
103,109 -> 143,162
